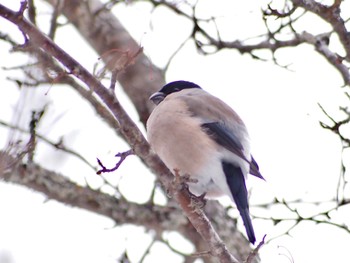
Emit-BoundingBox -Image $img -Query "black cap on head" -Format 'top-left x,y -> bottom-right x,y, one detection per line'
149,80 -> 201,105
159,80 -> 201,96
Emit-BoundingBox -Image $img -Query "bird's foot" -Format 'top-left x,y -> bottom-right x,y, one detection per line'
172,169 -> 198,190
172,169 -> 206,211
189,192 -> 207,210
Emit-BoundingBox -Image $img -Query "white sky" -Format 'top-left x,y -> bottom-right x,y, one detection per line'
0,0 -> 349,263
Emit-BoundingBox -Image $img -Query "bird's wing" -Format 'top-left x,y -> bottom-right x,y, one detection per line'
201,122 -> 264,180
201,122 -> 247,162
180,89 -> 264,180
250,155 -> 264,180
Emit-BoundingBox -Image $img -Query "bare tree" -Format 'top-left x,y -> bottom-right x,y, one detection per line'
0,0 -> 349,262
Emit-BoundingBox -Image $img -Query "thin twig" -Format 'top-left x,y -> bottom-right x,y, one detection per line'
245,235 -> 266,263
0,119 -> 96,170
96,149 -> 134,174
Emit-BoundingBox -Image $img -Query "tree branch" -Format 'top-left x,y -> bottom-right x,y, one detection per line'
0,151 -> 180,233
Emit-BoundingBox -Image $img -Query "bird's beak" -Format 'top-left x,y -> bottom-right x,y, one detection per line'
149,91 -> 166,105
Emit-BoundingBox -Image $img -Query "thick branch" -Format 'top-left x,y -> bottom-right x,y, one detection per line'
292,0 -> 350,61
0,151 -> 180,232
299,31 -> 350,85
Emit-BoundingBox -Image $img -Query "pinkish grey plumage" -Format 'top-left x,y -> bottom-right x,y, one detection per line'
146,80 -> 263,244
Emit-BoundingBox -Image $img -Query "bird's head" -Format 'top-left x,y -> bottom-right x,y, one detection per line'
149,80 -> 201,105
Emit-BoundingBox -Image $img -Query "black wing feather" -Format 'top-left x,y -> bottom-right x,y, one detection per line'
201,122 -> 264,180
201,122 -> 247,161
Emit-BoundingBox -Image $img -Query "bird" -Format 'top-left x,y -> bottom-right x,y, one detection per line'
146,80 -> 263,244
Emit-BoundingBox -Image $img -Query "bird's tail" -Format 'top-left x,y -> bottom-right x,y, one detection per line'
222,162 -> 256,244
238,206 -> 256,244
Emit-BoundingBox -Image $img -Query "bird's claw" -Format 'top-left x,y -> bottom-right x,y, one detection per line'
172,169 -> 197,190
172,169 -> 207,211
189,192 -> 207,210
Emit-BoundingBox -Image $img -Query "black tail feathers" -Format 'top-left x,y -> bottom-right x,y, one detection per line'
239,207 -> 256,244
222,161 -> 256,244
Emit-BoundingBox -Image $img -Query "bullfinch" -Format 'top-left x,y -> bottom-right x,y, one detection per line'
146,80 -> 263,244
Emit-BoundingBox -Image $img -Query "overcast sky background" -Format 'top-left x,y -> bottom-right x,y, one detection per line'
0,0 -> 350,262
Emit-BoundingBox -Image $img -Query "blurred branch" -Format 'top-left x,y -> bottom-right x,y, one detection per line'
48,0 -> 63,39
139,238 -> 157,263
27,109 -> 44,163
253,197 -> 350,241
27,0 -> 36,25
0,119 -> 97,170
318,103 -> 350,147
142,0 -> 350,85
0,32 -> 19,46
318,102 -> 350,202
291,0 -> 350,60
3,43 -> 123,139
96,47 -> 144,91
0,150 -> 181,233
